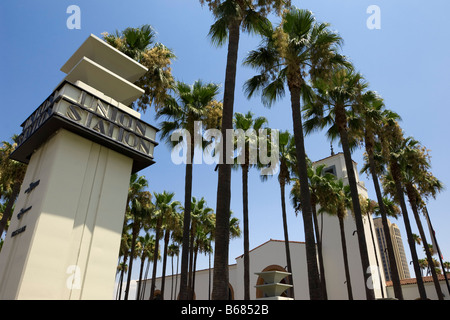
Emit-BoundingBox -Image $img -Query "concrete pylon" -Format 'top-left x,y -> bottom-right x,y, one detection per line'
0,34 -> 157,299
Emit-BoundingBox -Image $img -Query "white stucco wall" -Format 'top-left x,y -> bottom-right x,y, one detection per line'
0,129 -> 132,299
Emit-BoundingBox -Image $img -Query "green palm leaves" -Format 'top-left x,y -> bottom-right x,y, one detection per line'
243,7 -> 347,300
0,137 -> 27,238
232,111 -> 268,299
205,0 -> 284,47
233,111 -> 268,167
103,24 -> 176,112
157,80 -> 221,147
200,0 -> 292,300
156,79 -> 220,300
104,25 -> 156,61
243,8 -> 347,107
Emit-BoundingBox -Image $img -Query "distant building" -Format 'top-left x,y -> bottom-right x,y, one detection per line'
373,217 -> 411,282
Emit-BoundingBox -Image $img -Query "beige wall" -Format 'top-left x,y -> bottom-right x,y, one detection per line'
0,129 -> 132,299
386,279 -> 450,300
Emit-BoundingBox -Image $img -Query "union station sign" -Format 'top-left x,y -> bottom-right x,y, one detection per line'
11,80 -> 158,173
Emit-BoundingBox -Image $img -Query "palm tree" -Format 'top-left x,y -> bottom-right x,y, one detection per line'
156,80 -> 220,300
290,160 -> 334,299
232,111 -> 268,299
200,0 -> 290,300
117,229 -> 132,300
418,259 -> 428,276
0,137 -> 27,238
319,178 -> 354,299
160,198 -> 182,299
303,66 -> 376,299
126,190 -> 153,300
358,92 -> 404,299
189,197 -> 215,297
371,195 -> 402,286
168,243 -> 180,300
116,260 -> 128,300
377,196 -> 401,219
419,177 -> 450,296
102,24 -> 176,112
261,130 -> 296,298
412,233 -> 422,247
170,219 -> 184,300
116,228 -> 131,300
360,196 -> 386,299
443,261 -> 450,273
150,191 -> 180,299
380,123 -> 428,299
306,162 -> 337,299
140,235 -> 160,300
123,174 -> 150,300
243,8 -> 347,299
136,233 -> 155,299
395,138 -> 444,300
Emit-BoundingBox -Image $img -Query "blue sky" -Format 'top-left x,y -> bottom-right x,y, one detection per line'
1,0 -> 450,296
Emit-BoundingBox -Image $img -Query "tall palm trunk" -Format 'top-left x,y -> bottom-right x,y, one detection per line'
116,256 -> 127,300
188,221 -> 196,299
338,214 -> 353,300
175,252 -> 180,299
170,253 -> 179,300
390,162 -> 427,299
209,250 -> 212,300
150,217 -> 163,299
141,257 -> 151,300
311,199 -> 327,299
192,244 -> 199,296
367,150 -> 403,299
180,139 -> 195,300
242,163 -> 250,300
405,184 -> 444,300
125,226 -> 139,300
289,82 -> 322,300
335,105 -> 375,300
366,209 -> 385,298
160,230 -> 171,299
424,206 -> 450,296
171,253 -> 175,300
279,180 -> 295,299
212,18 -> 241,300
137,253 -> 146,300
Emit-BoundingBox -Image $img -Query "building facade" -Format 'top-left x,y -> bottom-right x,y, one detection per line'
373,217 -> 411,282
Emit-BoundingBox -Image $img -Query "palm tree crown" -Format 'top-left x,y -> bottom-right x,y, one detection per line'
156,79 -> 220,300
103,24 -> 176,112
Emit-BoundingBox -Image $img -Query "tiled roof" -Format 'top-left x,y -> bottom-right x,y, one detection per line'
386,274 -> 449,286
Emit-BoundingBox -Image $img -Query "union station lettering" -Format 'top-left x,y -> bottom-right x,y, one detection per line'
65,103 -> 151,154
11,81 -> 158,173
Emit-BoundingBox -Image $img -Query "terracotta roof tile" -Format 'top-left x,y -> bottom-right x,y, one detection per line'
386,274 -> 449,286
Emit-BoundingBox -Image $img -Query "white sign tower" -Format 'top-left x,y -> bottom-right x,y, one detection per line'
0,34 -> 157,299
